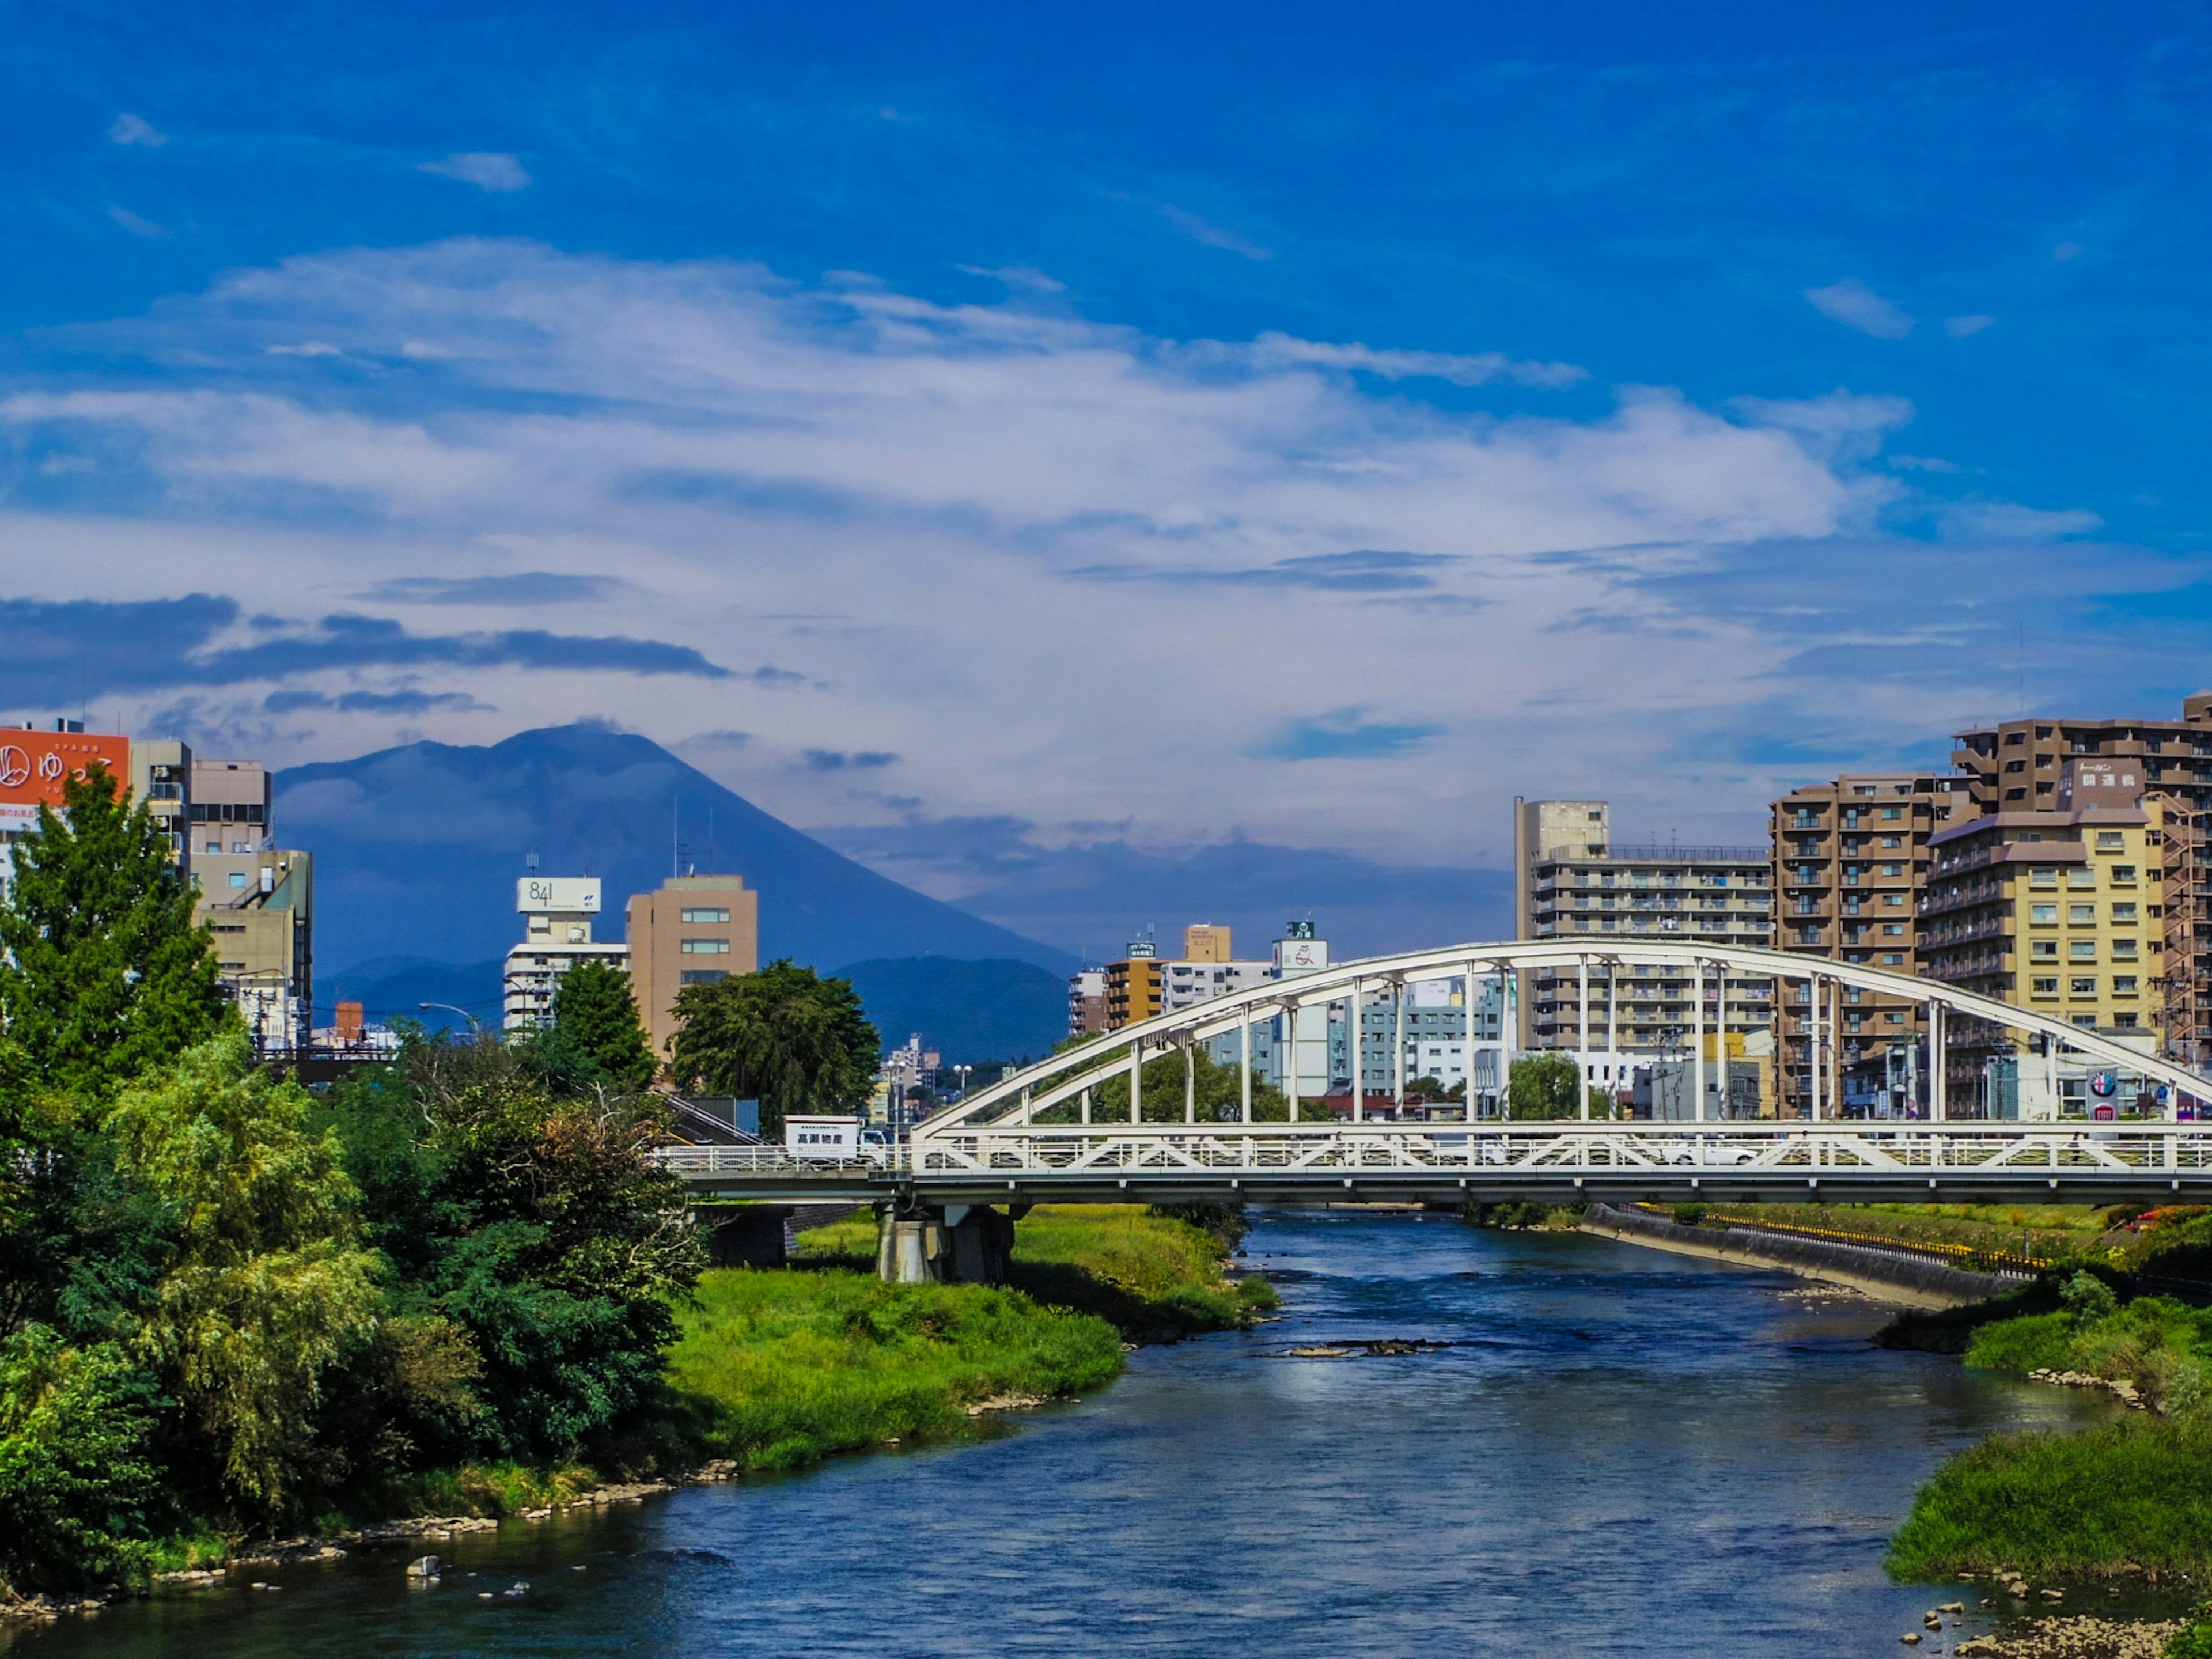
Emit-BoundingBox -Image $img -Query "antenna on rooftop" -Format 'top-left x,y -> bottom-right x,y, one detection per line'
525,851 -> 539,874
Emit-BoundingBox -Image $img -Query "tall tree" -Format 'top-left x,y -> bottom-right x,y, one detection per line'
544,959 -> 657,1093
1507,1052 -> 1611,1120
0,763 -> 225,1098
669,960 -> 878,1134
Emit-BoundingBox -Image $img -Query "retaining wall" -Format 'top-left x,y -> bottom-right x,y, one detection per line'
1582,1202 -> 2010,1308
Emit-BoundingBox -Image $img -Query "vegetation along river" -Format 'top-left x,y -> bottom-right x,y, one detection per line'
4,1209 -> 2123,1658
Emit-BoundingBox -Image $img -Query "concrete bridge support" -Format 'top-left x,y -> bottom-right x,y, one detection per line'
877,1202 -> 1016,1285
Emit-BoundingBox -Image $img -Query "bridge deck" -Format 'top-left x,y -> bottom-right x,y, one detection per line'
656,1122 -> 2212,1207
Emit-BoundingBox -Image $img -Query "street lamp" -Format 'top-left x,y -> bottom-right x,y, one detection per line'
418,1001 -> 484,1033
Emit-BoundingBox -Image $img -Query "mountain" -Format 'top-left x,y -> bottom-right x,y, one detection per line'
278,724 -> 1075,987
836,957 -> 1068,1063
320,956 -> 506,1032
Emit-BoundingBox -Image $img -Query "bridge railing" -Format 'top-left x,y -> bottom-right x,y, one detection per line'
651,1144 -> 904,1179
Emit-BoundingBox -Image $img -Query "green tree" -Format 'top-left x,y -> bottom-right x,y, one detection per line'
1507,1052 -> 1611,1120
107,1036 -> 380,1514
0,1325 -> 156,1591
1042,1043 -> 1293,1124
0,763 -> 225,1099
542,959 -> 656,1093
669,960 -> 878,1135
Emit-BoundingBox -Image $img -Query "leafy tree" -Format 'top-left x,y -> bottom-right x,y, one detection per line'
669,960 -> 878,1135
319,1032 -> 702,1461
539,959 -> 656,1093
107,1036 -> 380,1514
1054,1044 -> 1293,1123
0,763 -> 225,1099
0,1326 -> 156,1591
1507,1052 -> 1611,1120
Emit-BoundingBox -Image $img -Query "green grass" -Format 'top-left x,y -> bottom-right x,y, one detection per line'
794,1203 -> 1278,1338
662,1269 -> 1123,1471
1713,1202 -> 2116,1264
1887,1418 -> 2212,1582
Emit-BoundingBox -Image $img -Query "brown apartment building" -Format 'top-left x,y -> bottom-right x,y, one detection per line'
626,874 -> 760,1065
1768,772 -> 1967,1115
1952,696 -> 2212,1063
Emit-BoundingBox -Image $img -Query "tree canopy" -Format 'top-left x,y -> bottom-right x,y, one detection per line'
538,957 -> 657,1093
1507,1052 -> 1613,1120
0,763 -> 226,1098
668,960 -> 878,1134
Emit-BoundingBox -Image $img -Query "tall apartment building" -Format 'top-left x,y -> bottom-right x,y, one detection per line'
1103,940 -> 1163,1029
1768,772 -> 1967,1115
1103,924 -> 1274,1029
1952,697 -> 2212,1063
1067,968 -> 1106,1038
1513,797 -> 1775,1065
504,876 -> 629,1032
1921,762 -> 2169,1112
624,874 -> 759,1063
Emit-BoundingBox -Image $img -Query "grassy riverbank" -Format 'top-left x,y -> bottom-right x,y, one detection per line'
663,1271 -> 1124,1472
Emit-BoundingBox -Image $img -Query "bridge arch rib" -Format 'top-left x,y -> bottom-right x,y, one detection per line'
915,940 -> 2210,1142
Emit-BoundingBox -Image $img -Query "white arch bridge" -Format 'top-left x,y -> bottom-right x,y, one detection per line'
653,941 -> 2212,1207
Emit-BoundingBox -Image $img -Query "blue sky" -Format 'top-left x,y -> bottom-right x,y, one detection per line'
2,1 -> 2210,954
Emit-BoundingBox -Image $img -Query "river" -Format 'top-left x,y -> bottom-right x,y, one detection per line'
6,1208 -> 2123,1658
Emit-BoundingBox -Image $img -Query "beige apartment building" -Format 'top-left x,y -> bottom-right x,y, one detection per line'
625,874 -> 759,1063
1513,797 -> 1774,1069
1920,763 -> 2171,1107
1768,772 -> 1967,1115
1952,697 -> 2212,1063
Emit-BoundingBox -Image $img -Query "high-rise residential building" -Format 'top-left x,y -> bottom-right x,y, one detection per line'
624,874 -> 759,1063
1105,925 -> 1273,1030
1768,772 -> 1967,1115
1951,697 -> 2212,1063
1513,797 -> 1775,1075
504,876 -> 630,1032
1103,934 -> 1162,1029
1067,968 -> 1106,1037
1921,761 -> 2171,1113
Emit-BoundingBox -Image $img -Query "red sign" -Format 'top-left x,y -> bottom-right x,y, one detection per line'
0,731 -> 130,823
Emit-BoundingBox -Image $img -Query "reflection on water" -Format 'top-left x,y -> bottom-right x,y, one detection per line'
9,1210 -> 2118,1658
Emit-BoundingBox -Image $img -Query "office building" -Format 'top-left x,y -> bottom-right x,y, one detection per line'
1105,925 -> 1277,1031
1921,760 -> 2171,1112
1513,797 -> 1775,1086
130,739 -> 192,868
1768,772 -> 1966,1115
202,849 -> 315,1055
0,722 -> 131,905
1183,922 -> 1232,963
624,874 -> 759,1062
503,876 -> 630,1032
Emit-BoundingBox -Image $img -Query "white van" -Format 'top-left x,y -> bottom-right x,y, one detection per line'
785,1115 -> 862,1162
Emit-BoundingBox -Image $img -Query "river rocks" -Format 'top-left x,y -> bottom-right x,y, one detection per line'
1942,1604 -> 1967,1615
692,1459 -> 740,1482
1943,1615 -> 2180,1658
1275,1337 -> 1459,1359
964,1391 -> 1051,1416
405,1555 -> 440,1580
1903,1633 -> 1923,1645
2026,1370 -> 2148,1410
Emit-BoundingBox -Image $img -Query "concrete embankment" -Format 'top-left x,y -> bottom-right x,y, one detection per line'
1582,1202 -> 2009,1308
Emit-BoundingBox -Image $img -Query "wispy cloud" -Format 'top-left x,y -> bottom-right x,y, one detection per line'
417,152 -> 531,192
108,113 -> 167,147
802,748 -> 898,770
1251,709 -> 1446,761
365,573 -> 621,605
1944,315 -> 1996,338
265,687 -> 490,714
1804,278 -> 1914,339
1072,548 -> 1457,593
1247,332 -> 1585,389
107,206 -> 169,240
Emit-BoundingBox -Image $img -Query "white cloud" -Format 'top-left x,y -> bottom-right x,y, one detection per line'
1936,500 -> 2103,540
1944,315 -> 1996,338
108,113 -> 168,147
0,240 -> 2119,863
107,206 -> 169,239
1804,278 -> 1914,340
416,152 -> 531,193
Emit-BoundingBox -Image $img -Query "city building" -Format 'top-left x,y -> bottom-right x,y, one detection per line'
624,873 -> 758,1062
0,722 -> 131,906
1768,771 -> 1967,1116
188,759 -> 273,897
130,738 -> 192,868
1103,934 -> 1162,1029
200,848 -> 314,1055
1920,760 -> 2171,1113
1183,922 -> 1232,963
876,1033 -> 940,1134
503,876 -> 630,1032
1066,968 -> 1106,1038
1513,797 -> 1775,1097
1952,698 -> 2212,1064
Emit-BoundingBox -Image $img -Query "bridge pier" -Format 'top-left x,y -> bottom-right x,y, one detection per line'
876,1202 -> 1016,1285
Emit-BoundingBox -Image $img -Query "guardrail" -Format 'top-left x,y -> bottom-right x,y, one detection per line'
1636,1203 -> 2058,1277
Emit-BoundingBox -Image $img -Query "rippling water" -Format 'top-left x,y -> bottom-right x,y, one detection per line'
7,1209 -> 2122,1658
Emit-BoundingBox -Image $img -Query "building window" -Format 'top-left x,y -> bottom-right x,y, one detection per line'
2113,902 -> 2138,922
679,907 -> 732,923
1882,953 -> 1904,965
2114,975 -> 2139,995
2031,941 -> 2058,960
2115,1012 -> 2140,1028
2031,868 -> 2058,890
2070,941 -> 2097,961
2070,976 -> 2097,994
680,938 -> 732,954
2113,865 -> 2137,884
2072,1014 -> 2099,1028
2031,904 -> 2057,923
2113,939 -> 2138,960
228,872 -> 247,888
679,969 -> 729,986
2096,831 -> 2125,851
2068,903 -> 2096,924
1883,923 -> 1905,935
2032,977 -> 2058,994
1880,806 -> 1902,819
2067,868 -> 2096,889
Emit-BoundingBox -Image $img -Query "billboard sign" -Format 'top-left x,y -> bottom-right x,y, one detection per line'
516,876 -> 602,914
0,730 -> 130,829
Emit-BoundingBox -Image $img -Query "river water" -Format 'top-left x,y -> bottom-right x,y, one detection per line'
9,1210 -> 2123,1659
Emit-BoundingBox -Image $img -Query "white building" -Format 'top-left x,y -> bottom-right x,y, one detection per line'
502,876 -> 629,1031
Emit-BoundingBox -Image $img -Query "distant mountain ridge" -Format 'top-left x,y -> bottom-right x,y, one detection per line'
278,724 -> 1074,990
